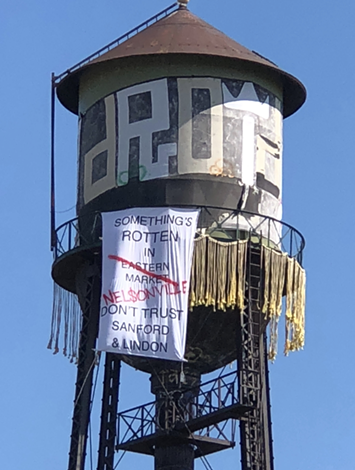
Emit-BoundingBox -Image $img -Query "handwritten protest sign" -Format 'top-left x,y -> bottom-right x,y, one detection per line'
97,207 -> 199,361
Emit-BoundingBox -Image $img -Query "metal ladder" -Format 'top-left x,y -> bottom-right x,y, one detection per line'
237,237 -> 274,470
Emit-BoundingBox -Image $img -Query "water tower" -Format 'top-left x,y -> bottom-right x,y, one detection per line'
49,3 -> 306,470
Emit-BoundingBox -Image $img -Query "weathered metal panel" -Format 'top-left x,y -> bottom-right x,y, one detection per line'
78,76 -> 283,229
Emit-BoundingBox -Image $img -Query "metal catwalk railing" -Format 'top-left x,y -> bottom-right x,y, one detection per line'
53,207 -> 305,265
116,371 -> 249,450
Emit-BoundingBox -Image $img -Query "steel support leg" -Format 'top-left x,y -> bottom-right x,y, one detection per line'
97,353 -> 121,470
151,367 -> 200,470
260,333 -> 274,469
68,260 -> 101,470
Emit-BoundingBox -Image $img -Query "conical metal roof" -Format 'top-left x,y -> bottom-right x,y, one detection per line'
56,6 -> 306,117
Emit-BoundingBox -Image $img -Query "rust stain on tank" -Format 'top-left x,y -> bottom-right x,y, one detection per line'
209,159 -> 235,178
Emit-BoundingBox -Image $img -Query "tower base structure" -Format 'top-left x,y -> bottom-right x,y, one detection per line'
50,208 -> 305,470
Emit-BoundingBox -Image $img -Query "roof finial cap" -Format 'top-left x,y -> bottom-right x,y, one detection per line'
177,0 -> 189,8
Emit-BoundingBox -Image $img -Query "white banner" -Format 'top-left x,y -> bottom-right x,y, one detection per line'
97,207 -> 200,361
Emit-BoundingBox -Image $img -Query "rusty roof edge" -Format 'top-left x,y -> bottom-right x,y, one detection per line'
54,6 -> 283,87
55,6 -> 306,117
56,51 -> 306,118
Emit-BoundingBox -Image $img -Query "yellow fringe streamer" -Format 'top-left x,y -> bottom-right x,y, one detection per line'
50,235 -> 306,363
284,257 -> 306,356
188,236 -> 306,360
47,282 -> 81,363
189,236 -> 247,312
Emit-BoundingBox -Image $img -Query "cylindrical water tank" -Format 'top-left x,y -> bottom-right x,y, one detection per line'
55,6 -> 306,373
57,8 -> 305,227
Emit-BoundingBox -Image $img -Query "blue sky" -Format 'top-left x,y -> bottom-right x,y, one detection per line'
1,1 -> 354,469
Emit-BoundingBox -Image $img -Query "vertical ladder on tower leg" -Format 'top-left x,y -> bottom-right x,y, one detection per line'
237,238 -> 274,470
